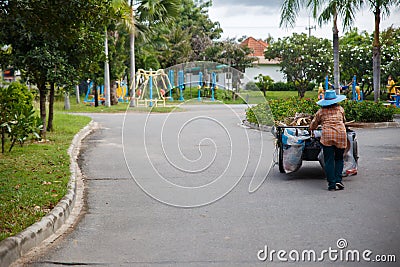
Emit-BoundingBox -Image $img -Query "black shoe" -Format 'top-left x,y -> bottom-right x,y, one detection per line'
328,187 -> 336,191
336,182 -> 345,190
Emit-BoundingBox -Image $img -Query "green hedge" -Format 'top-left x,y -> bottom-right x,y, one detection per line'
246,98 -> 396,125
268,82 -> 316,92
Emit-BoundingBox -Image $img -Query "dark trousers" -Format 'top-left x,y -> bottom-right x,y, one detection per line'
322,145 -> 345,189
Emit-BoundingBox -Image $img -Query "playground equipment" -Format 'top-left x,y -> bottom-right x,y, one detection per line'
351,75 -> 363,101
84,80 -> 129,105
164,61 -> 246,102
178,70 -> 184,101
210,72 -> 216,101
168,70 -> 174,101
165,68 -> 218,102
324,75 -> 362,101
116,81 -> 129,102
197,72 -> 203,101
134,69 -> 172,107
84,81 -> 106,105
318,83 -> 324,100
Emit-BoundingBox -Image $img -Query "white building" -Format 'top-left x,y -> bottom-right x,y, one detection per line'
240,37 -> 285,82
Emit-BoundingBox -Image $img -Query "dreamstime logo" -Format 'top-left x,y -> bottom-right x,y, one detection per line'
121,99 -> 272,207
257,238 -> 397,263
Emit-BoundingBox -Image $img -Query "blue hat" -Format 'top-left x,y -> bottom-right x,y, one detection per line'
316,90 -> 346,106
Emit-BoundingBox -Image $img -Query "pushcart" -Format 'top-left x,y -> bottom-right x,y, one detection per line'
274,125 -> 358,174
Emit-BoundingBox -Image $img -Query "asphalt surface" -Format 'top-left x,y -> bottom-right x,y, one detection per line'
21,104 -> 400,266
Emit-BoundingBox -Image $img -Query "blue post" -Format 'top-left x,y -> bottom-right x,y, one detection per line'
352,75 -> 357,101
198,72 -> 203,101
168,69 -> 174,101
149,73 -> 153,107
100,85 -> 104,96
211,72 -> 216,101
325,75 -> 329,91
178,70 -> 184,101
84,81 -> 93,103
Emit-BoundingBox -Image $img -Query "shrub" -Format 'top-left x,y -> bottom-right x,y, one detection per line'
245,81 -> 259,91
269,82 -> 289,91
341,100 -> 395,122
0,82 -> 41,153
268,97 -> 319,122
245,103 -> 274,125
246,98 -> 395,125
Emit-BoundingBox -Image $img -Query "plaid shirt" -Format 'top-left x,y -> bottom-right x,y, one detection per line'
310,105 -> 347,149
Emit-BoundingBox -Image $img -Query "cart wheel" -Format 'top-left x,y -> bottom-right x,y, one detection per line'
278,144 -> 285,173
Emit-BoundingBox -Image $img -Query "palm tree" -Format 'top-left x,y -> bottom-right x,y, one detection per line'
316,0 -> 361,94
129,0 -> 136,107
128,0 -> 179,107
106,0 -> 178,107
359,0 -> 400,102
280,0 -> 360,94
103,0 -> 133,107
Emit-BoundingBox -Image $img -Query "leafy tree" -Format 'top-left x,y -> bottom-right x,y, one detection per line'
255,74 -> 274,97
340,29 -> 372,86
178,0 -> 222,61
0,45 -> 12,72
204,38 -> 253,73
280,0 -> 361,94
150,0 -> 221,66
203,38 -> 254,99
0,0 -> 110,137
359,0 -> 400,102
380,26 -> 400,84
128,0 -> 180,105
264,33 -> 332,98
340,27 -> 400,96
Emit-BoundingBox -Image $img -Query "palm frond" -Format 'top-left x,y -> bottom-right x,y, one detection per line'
280,0 -> 301,28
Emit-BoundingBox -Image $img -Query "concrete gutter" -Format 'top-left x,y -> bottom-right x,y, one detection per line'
0,121 -> 97,267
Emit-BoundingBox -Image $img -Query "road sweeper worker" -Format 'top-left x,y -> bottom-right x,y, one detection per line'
310,90 -> 347,191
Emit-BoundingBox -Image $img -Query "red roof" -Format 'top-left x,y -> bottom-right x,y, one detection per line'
240,37 -> 269,57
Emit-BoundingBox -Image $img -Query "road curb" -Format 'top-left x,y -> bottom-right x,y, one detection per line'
241,120 -> 272,132
0,120 -> 96,267
346,121 -> 400,128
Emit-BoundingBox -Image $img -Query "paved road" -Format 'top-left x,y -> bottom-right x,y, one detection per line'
23,104 -> 399,266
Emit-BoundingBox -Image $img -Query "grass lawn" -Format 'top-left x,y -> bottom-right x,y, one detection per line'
0,112 -> 91,242
52,97 -> 182,113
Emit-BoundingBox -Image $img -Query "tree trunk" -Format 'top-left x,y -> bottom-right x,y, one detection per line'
39,83 -> 47,139
64,91 -> 71,110
1,127 -> 5,153
104,27 -> 111,107
76,84 -> 80,104
47,83 -> 55,132
332,13 -> 340,95
298,80 -> 307,98
129,2 -> 136,107
110,82 -> 118,105
373,8 -> 381,103
94,82 -> 99,107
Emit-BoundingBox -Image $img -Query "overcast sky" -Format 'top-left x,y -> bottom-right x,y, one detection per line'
208,0 -> 400,41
